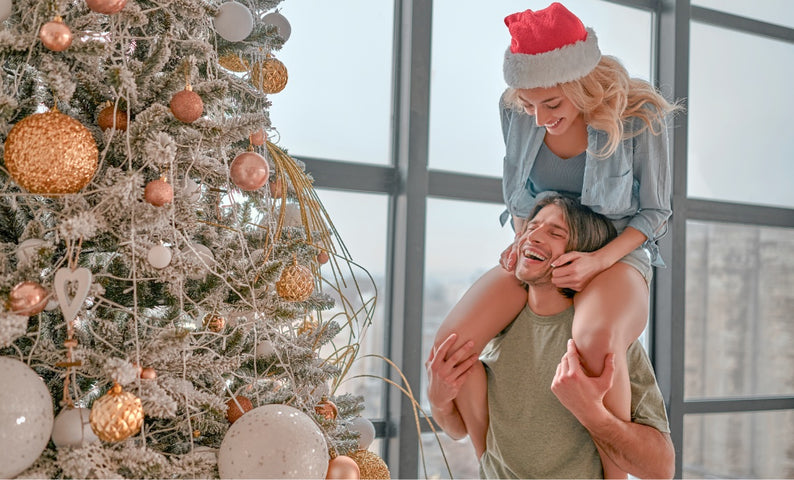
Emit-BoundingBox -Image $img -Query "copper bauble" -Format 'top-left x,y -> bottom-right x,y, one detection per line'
4,110 -> 98,194
170,88 -> 204,123
144,178 -> 173,206
317,251 -> 330,265
327,455 -> 361,480
250,56 -> 288,94
39,17 -> 72,52
349,450 -> 390,480
97,104 -> 128,131
276,263 -> 314,301
7,281 -> 48,316
229,151 -> 269,191
86,0 -> 127,14
249,128 -> 267,146
140,367 -> 157,380
226,395 -> 253,424
315,397 -> 338,421
89,384 -> 144,442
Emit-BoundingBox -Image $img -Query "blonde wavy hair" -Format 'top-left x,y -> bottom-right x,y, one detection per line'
505,55 -> 681,158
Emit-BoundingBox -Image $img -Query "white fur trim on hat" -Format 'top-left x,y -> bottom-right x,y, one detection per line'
503,27 -> 601,89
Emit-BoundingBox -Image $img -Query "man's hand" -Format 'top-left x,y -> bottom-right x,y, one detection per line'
550,338 -> 613,426
426,333 -> 478,411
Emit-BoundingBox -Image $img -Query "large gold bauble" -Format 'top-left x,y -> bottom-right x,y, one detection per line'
89,383 -> 144,442
276,262 -> 313,301
4,110 -> 98,194
250,57 -> 288,94
349,450 -> 390,480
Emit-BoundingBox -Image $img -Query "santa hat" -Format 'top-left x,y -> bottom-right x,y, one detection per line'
503,3 -> 601,89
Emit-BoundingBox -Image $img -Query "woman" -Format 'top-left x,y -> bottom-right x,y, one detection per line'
432,3 -> 679,478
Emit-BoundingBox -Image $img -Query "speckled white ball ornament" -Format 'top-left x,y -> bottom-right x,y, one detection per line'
263,10 -> 291,42
51,407 -> 100,448
147,244 -> 172,269
0,0 -> 12,22
218,404 -> 329,479
0,357 -> 54,478
214,1 -> 254,42
350,416 -> 376,450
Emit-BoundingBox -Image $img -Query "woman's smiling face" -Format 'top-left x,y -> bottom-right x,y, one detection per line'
516,86 -> 584,136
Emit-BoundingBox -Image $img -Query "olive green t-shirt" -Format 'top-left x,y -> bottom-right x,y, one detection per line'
479,305 -> 669,479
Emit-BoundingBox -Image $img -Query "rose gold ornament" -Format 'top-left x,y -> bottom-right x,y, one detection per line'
170,87 -> 203,123
226,395 -> 253,424
276,262 -> 314,301
326,455 -> 361,480
317,251 -> 330,265
140,367 -> 157,380
144,178 -> 174,206
97,103 -> 128,131
205,314 -> 226,332
315,397 -> 338,421
86,0 -> 127,14
7,281 -> 49,316
250,56 -> 288,94
4,109 -> 98,194
249,128 -> 267,146
39,16 -> 72,52
229,151 -> 269,191
89,383 -> 144,442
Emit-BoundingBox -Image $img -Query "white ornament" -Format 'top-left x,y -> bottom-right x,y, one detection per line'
255,339 -> 275,358
214,1 -> 254,42
147,244 -> 172,269
281,203 -> 303,227
182,176 -> 202,202
16,238 -> 48,264
185,243 -> 215,280
350,416 -> 376,450
51,407 -> 100,448
263,10 -> 291,42
0,357 -> 54,478
0,0 -> 11,22
218,404 -> 328,479
54,267 -> 92,324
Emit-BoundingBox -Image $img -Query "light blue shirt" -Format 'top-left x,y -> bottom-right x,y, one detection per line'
499,100 -> 672,266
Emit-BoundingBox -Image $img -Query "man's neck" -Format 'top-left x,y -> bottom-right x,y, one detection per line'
526,283 -> 573,316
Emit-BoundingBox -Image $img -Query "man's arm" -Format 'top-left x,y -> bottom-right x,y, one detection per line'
425,333 -> 478,440
551,339 -> 675,479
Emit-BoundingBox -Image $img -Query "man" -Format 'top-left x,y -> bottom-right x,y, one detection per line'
426,194 -> 674,479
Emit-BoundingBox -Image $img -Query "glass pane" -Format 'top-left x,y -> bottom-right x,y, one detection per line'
688,23 -> 794,208
685,221 -> 794,399
683,411 -> 794,478
268,1 -> 393,164
693,0 -> 794,29
428,1 -> 652,176
314,189 -> 388,418
420,432 -> 480,479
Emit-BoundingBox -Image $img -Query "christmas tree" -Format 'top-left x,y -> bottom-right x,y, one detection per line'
0,0 -> 383,478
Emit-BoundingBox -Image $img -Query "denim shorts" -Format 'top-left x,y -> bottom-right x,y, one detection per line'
619,248 -> 653,286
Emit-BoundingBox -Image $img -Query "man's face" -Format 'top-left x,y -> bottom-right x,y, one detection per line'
514,204 -> 570,286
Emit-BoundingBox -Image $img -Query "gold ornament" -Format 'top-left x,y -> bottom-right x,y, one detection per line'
327,455 -> 361,480
219,53 -> 250,72
226,395 -> 253,424
349,450 -> 390,480
250,56 -> 288,94
314,396 -> 338,421
85,0 -> 127,14
144,178 -> 174,206
204,314 -> 226,332
276,261 -> 314,302
39,16 -> 72,52
170,87 -> 204,123
4,109 -> 99,194
89,383 -> 144,442
97,103 -> 128,131
7,281 -> 49,316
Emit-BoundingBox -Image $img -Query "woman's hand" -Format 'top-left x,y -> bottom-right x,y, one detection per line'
499,241 -> 519,272
550,250 -> 608,292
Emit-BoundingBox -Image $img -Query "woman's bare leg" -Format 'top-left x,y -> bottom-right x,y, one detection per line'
572,262 -> 649,479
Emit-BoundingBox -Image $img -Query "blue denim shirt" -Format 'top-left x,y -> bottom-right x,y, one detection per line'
500,102 -> 672,266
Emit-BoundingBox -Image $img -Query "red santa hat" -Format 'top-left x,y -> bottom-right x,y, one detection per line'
503,2 -> 601,89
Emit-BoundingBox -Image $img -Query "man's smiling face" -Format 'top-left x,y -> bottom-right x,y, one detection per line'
514,203 -> 570,286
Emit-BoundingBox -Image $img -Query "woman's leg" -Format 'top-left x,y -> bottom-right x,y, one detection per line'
572,262 -> 649,479
433,265 -> 527,358
452,360 -> 489,458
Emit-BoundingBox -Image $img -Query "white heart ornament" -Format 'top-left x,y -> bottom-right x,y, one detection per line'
54,267 -> 93,323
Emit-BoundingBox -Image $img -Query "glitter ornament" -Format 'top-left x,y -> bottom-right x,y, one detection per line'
51,407 -> 100,448
229,151 -> 269,191
0,0 -> 11,22
276,261 -> 314,301
89,383 -> 144,442
218,53 -> 249,72
225,395 -> 252,424
97,103 -> 128,131
0,357 -> 54,478
327,455 -> 361,480
205,314 -> 226,332
3,109 -> 99,194
214,1 -> 254,42
250,56 -> 288,94
85,0 -> 127,14
147,244 -> 172,269
144,177 -> 174,206
7,281 -> 48,316
249,128 -> 267,146
263,10 -> 292,42
218,404 -> 328,479
315,396 -> 338,421
170,87 -> 204,123
349,450 -> 390,479
349,416 -> 376,450
39,16 -> 72,51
